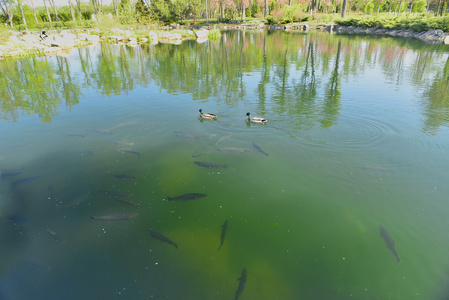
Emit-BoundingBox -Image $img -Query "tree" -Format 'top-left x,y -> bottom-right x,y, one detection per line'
14,0 -> 28,28
189,0 -> 202,21
43,0 -> 52,22
119,0 -> 135,24
48,0 -> 61,21
149,0 -> 171,23
135,0 -> 149,22
0,0 -> 14,28
28,0 -> 39,24
341,0 -> 347,17
68,0 -> 76,21
91,0 -> 101,15
375,0 -> 383,14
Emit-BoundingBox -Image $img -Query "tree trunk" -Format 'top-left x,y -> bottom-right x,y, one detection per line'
206,0 -> 209,21
409,1 -> 413,14
113,0 -> 120,20
221,0 -> 224,19
75,0 -> 82,20
49,0 -> 60,21
377,2 -> 380,15
242,1 -> 245,20
264,0 -> 268,17
69,0 -> 76,21
341,0 -> 347,18
43,0 -> 52,22
18,3 -> 27,28
0,3 -> 14,28
29,0 -> 39,24
311,0 -> 317,16
364,2 -> 367,16
397,0 -> 402,16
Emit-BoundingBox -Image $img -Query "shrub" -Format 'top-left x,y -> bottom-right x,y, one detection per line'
65,21 -> 77,29
266,9 -> 284,25
14,24 -> 27,31
208,28 -> 221,38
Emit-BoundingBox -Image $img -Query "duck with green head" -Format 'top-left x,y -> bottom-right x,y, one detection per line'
199,109 -> 217,120
246,112 -> 267,124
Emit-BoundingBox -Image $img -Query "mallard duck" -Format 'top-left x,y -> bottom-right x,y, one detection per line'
199,109 -> 217,120
246,112 -> 267,124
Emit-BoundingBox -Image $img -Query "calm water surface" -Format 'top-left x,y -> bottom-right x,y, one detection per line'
1,30 -> 449,300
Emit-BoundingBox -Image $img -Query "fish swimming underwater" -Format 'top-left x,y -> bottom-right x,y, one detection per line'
116,149 -> 141,159
194,161 -> 227,168
252,142 -> 269,156
11,176 -> 41,186
90,213 -> 139,221
148,229 -> 178,248
46,229 -> 65,243
234,268 -> 247,300
90,129 -> 113,134
379,224 -> 400,263
167,193 -> 207,201
219,220 -> 228,250
218,147 -> 255,153
114,174 -> 136,179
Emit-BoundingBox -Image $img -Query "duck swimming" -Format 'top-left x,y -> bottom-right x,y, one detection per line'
199,109 -> 217,120
246,112 -> 267,124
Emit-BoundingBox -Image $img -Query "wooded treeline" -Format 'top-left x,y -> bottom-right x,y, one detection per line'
0,0 -> 448,30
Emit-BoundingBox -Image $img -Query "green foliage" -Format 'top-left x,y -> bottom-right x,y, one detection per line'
366,2 -> 374,15
208,28 -> 221,38
284,4 -> 303,24
150,0 -> 173,23
97,13 -> 116,29
413,0 -> 427,14
171,0 -> 189,22
82,12 -> 92,20
65,21 -> 78,29
135,0 -> 150,23
119,0 -> 136,25
188,0 -> 202,21
334,15 -> 449,32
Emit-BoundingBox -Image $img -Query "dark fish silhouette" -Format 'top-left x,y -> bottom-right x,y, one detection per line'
379,224 -> 400,262
167,193 -> 207,201
148,229 -> 178,248
47,229 -> 65,243
219,220 -> 228,250
7,214 -> 27,224
114,174 -> 136,179
1,171 -> 21,177
90,213 -> 139,221
90,129 -> 113,134
234,268 -> 247,300
115,197 -> 140,209
116,149 -> 141,159
64,133 -> 85,137
194,161 -> 227,169
12,176 -> 41,186
252,142 -> 269,156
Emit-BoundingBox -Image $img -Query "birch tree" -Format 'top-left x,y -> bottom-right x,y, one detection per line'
0,0 -> 14,28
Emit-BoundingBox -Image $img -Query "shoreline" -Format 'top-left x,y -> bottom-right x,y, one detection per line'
1,24 -> 448,59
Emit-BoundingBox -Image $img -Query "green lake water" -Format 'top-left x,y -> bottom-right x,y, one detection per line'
1,30 -> 449,299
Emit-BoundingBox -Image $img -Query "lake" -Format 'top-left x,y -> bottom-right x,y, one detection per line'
1,30 -> 449,300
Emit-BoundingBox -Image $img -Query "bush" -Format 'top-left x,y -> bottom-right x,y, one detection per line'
14,24 -> 27,31
65,21 -> 78,29
208,28 -> 221,38
266,9 -> 284,25
0,23 -> 11,41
